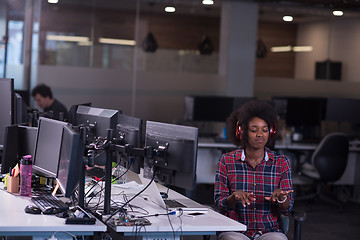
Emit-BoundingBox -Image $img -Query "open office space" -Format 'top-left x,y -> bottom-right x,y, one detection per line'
1,0 -> 360,240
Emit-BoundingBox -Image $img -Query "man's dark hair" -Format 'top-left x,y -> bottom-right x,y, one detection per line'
31,84 -> 53,99
226,100 -> 277,147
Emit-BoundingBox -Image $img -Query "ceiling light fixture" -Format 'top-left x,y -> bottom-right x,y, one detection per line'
165,6 -> 176,13
48,0 -> 59,3
292,46 -> 313,52
202,0 -> 214,5
99,38 -> 136,46
271,45 -> 313,53
46,35 -> 89,42
271,45 -> 292,52
333,10 -> 344,16
283,16 -> 293,22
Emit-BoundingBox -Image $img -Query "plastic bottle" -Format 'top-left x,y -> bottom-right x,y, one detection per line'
20,155 -> 33,196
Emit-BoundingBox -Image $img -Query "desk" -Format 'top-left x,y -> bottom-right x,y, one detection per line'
0,186 -> 107,239
197,140 -> 360,186
95,173 -> 246,239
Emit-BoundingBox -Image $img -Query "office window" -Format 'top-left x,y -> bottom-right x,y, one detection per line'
6,20 -> 25,89
38,0 -> 220,75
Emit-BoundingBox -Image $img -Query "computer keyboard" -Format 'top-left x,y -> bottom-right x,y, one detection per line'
86,167 -> 106,178
31,194 -> 69,213
164,199 -> 187,208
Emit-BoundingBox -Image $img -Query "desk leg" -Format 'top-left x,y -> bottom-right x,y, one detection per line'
351,152 -> 360,203
142,235 -> 180,240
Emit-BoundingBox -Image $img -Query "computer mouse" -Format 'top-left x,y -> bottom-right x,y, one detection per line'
160,191 -> 168,199
24,205 -> 42,214
42,207 -> 61,215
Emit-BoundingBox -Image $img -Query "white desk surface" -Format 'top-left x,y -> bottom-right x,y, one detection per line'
101,172 -> 246,236
198,141 -> 318,150
0,186 -> 107,237
198,141 -> 360,152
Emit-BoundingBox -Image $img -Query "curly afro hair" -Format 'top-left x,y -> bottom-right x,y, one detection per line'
226,100 -> 277,147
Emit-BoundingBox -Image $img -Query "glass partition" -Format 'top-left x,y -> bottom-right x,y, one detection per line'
38,0 -> 220,74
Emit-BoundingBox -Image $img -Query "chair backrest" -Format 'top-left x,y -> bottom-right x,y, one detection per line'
312,132 -> 349,182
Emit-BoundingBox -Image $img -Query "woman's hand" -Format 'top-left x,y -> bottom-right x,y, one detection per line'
230,190 -> 256,208
265,189 -> 293,204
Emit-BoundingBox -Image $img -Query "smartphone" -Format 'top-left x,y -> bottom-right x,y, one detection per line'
187,212 -> 205,216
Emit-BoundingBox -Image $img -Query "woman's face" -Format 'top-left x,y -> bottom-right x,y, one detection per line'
246,117 -> 269,149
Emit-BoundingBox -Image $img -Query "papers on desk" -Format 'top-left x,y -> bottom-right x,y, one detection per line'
112,181 -> 143,190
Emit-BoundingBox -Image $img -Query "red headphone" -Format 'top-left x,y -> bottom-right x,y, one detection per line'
236,121 -> 276,141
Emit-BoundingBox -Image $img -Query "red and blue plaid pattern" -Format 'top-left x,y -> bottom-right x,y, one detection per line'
214,147 -> 294,238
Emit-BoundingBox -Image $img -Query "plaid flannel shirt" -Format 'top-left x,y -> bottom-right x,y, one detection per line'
214,147 -> 294,239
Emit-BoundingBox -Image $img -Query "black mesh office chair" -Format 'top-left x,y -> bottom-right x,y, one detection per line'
296,132 -> 349,209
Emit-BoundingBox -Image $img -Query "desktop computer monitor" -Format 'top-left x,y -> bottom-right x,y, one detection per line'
116,114 -> 143,174
1,125 -> 18,174
76,105 -> 119,143
1,125 -> 37,174
33,117 -> 68,178
285,97 -> 327,126
143,121 -> 198,190
184,96 -> 234,122
233,97 -> 256,111
326,98 -> 360,124
76,106 -> 119,166
14,93 -> 28,125
57,124 -> 84,198
18,125 -> 37,157
284,97 -> 327,141
67,103 -> 91,125
0,78 -> 14,146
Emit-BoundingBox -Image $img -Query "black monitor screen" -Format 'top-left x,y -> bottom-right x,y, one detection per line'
1,125 -> 18,174
18,125 -> 37,157
14,93 -> 28,125
285,97 -> 327,126
271,97 -> 288,119
0,78 -> 14,146
33,117 -> 67,178
57,124 -> 83,198
144,121 -> 198,190
1,125 -> 37,174
233,97 -> 256,111
116,114 -> 142,174
326,98 -> 360,124
185,96 -> 234,122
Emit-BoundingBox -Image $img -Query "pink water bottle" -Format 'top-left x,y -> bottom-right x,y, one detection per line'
20,155 -> 32,196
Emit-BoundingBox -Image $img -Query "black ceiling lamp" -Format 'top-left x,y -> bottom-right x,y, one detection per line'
142,1 -> 158,52
256,39 -> 268,58
142,32 -> 158,52
198,35 -> 214,55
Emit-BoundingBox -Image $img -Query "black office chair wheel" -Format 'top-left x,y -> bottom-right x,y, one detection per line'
203,235 -> 211,240
293,211 -> 306,240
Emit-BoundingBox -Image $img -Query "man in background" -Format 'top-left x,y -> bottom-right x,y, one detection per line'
31,84 -> 68,121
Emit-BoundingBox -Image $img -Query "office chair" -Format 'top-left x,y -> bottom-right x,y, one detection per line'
203,207 -> 306,240
296,132 -> 349,209
279,211 -> 306,240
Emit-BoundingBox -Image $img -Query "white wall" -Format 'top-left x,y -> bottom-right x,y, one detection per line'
255,76 -> 360,99
36,65 -> 226,123
295,18 -> 360,83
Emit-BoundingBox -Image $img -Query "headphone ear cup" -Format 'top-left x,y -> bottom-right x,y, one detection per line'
236,122 -> 242,141
270,125 -> 276,139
